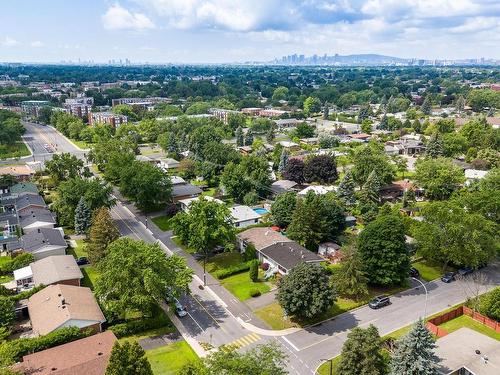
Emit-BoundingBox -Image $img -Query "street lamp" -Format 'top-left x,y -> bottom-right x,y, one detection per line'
320,358 -> 333,375
411,277 -> 428,319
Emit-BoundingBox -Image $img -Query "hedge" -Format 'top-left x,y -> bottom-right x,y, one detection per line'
0,327 -> 90,366
214,262 -> 251,279
109,309 -> 173,338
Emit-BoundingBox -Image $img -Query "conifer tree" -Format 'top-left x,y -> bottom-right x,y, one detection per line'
426,132 -> 444,158
235,126 -> 244,147
338,172 -> 356,206
278,149 -> 289,174
455,95 -> 465,114
244,128 -> 254,146
74,197 -> 91,235
421,96 -> 432,115
378,113 -> 388,130
105,341 -> 153,375
360,170 -> 381,204
87,207 -> 120,264
323,102 -> 329,119
390,319 -> 440,375
333,244 -> 369,300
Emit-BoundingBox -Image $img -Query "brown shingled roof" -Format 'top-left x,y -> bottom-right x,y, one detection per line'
237,227 -> 292,251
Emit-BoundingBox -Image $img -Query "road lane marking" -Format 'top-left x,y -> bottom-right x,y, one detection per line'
187,312 -> 205,332
189,294 -> 228,333
282,336 -> 300,351
225,333 -> 261,349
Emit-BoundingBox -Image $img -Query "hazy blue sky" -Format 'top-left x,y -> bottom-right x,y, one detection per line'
1,0 -> 499,63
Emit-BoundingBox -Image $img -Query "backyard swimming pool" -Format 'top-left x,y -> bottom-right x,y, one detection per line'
252,207 -> 269,215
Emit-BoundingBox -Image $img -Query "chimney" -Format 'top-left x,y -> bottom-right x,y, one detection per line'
61,298 -> 66,305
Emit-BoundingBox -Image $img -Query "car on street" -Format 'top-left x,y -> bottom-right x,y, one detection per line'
457,267 -> 473,277
174,298 -> 188,318
409,267 -> 420,278
76,257 -> 89,266
441,272 -> 456,283
368,295 -> 390,309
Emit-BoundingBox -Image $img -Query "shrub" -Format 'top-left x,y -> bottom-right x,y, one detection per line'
261,263 -> 269,271
250,289 -> 261,298
0,327 -> 90,366
479,287 -> 500,322
249,259 -> 259,282
108,305 -> 172,338
10,253 -> 35,272
214,262 -> 251,279
165,203 -> 179,218
243,243 -> 256,261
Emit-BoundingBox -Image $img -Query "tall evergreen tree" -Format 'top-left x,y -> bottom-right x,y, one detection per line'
266,126 -> 275,143
235,126 -> 244,147
333,244 -> 369,300
360,170 -> 381,204
87,207 -> 120,264
278,149 -> 289,173
323,102 -> 329,119
337,325 -> 386,375
421,97 -> 432,115
74,197 -> 91,235
105,341 -> 153,375
338,172 -> 356,206
378,113 -> 388,130
244,128 -> 254,146
455,95 -> 465,114
390,319 -> 440,375
426,132 -> 444,158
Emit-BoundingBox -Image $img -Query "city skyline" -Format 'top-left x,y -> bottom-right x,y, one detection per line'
1,0 -> 500,63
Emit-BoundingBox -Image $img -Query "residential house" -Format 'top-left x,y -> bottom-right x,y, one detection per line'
18,227 -> 67,260
258,241 -> 323,275
465,169 -> 488,185
298,185 -> 336,196
13,331 -> 117,375
270,180 -> 298,196
178,196 -> 223,212
236,227 -> 292,253
1,182 -> 38,198
278,141 -> 301,151
14,255 -> 83,291
229,205 -> 261,228
379,180 -> 419,202
318,242 -> 342,263
384,139 -> 425,156
299,137 -> 319,146
0,166 -> 34,181
28,284 -> 106,336
18,208 -> 56,233
172,182 -> 203,203
274,118 -> 302,130
348,133 -> 371,142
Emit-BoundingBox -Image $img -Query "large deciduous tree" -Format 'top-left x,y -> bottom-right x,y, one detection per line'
105,341 -> 153,375
283,158 -> 305,183
270,191 -> 297,228
351,143 -> 395,186
390,319 -> 439,375
415,158 -> 464,200
277,262 -> 336,319
45,153 -> 89,183
303,155 -> 338,184
358,214 -> 410,285
96,238 -> 192,318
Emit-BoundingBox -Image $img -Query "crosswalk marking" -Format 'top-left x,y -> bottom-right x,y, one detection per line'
224,333 -> 261,349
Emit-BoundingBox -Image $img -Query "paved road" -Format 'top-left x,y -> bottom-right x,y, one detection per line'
17,121 -> 500,374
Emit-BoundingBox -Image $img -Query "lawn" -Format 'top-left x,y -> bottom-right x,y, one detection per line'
201,187 -> 217,197
152,216 -> 173,231
0,142 -> 30,159
118,326 -> 176,344
220,270 -> 271,301
0,256 -> 12,268
71,139 -> 92,150
317,355 -> 342,375
146,341 -> 198,375
0,274 -> 13,283
412,260 -> 446,282
439,315 -> 500,341
81,266 -> 99,289
68,239 -> 87,258
171,236 -> 196,254
204,252 -> 244,273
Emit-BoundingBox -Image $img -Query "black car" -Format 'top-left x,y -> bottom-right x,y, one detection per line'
76,257 -> 89,266
409,267 -> 420,278
457,267 -> 473,277
441,272 -> 455,283
368,295 -> 390,309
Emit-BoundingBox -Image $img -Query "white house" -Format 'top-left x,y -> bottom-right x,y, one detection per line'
178,196 -> 223,212
229,205 -> 261,228
464,169 -> 488,185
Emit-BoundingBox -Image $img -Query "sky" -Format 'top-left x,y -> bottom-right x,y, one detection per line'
1,0 -> 500,63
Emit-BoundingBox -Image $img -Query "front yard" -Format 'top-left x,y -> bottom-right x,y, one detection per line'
67,239 -> 99,289
146,341 -> 198,375
152,215 -> 174,231
0,142 -> 30,159
412,259 -> 448,282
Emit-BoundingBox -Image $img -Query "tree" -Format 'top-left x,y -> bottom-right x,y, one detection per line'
303,155 -> 338,184
413,201 -> 497,269
0,110 -> 24,145
378,113 -> 388,130
235,126 -> 244,147
390,319 -> 439,375
272,86 -> 289,102
414,158 -> 464,200
270,191 -> 297,228
351,143 -> 395,186
442,132 -> 468,157
303,96 -> 322,115
479,287 -> 500,321
189,125 -> 222,158
220,162 -> 253,202
45,153 -> 89,183
277,262 -> 336,319
293,122 -> 315,138
455,95 -> 466,114
105,341 -> 153,375
361,119 -> 373,134
96,238 -> 192,318
338,172 -> 356,206
337,325 -> 386,375
181,343 -> 287,375
467,89 -> 500,112
323,102 -> 329,119
87,207 -> 120,264
421,96 -> 432,115
283,158 -> 305,183
333,244 -> 369,300
287,193 -> 327,250
244,128 -> 254,146
360,170 -> 381,204
120,162 -> 172,212
74,197 -> 91,235
425,132 -> 444,158
0,297 -> 14,330
266,125 -> 275,143
249,259 -> 259,282
358,214 -> 410,285
278,149 -> 289,174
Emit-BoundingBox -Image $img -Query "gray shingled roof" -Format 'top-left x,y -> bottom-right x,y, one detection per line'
172,183 -> 203,198
18,208 -> 56,228
21,228 -> 66,253
259,241 -> 323,271
15,193 -> 46,211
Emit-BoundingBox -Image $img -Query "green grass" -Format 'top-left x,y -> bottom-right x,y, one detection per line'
146,340 -> 198,375
0,274 -> 13,283
71,140 -> 92,149
152,216 -> 173,231
118,326 -> 175,344
68,239 -> 87,258
0,142 -> 30,159
201,187 -> 216,197
204,252 -> 245,273
81,266 -> 99,289
0,256 -> 12,267
171,236 -> 196,254
412,260 -> 446,282
317,356 -> 342,375
439,315 -> 500,341
220,270 -> 271,301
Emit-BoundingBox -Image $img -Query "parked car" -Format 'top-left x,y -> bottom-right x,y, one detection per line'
409,267 -> 420,278
76,257 -> 89,266
457,267 -> 473,277
441,272 -> 456,283
368,295 -> 390,309
174,298 -> 188,318
212,245 -> 225,255
192,252 -> 205,261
